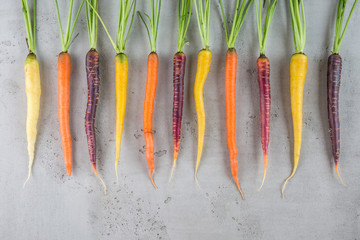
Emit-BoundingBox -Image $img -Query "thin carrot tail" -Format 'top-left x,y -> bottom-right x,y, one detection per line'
66,166 -> 72,176
281,168 -> 297,198
150,168 -> 158,189
194,173 -> 200,188
194,158 -> 200,181
92,165 -> 107,194
23,155 -> 34,188
169,157 -> 177,183
114,141 -> 121,184
115,161 -> 119,185
335,160 -> 347,187
234,177 -> 245,200
258,154 -> 268,191
23,164 -> 32,188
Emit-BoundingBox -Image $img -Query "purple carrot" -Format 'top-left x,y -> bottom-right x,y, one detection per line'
170,52 -> 186,178
257,55 -> 271,190
326,0 -> 358,186
85,49 -> 106,192
327,53 -> 345,185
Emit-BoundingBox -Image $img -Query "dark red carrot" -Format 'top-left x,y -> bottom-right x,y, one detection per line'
169,0 -> 192,180
254,0 -> 277,191
257,55 -> 271,190
327,53 -> 344,184
171,52 -> 186,171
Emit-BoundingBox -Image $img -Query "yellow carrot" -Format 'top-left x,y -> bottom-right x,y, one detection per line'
193,0 -> 211,180
194,49 -> 212,178
282,53 -> 308,195
24,53 -> 41,185
114,53 -> 128,183
282,0 -> 308,197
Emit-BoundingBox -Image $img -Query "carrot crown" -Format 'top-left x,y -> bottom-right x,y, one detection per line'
254,0 -> 278,55
54,0 -> 85,52
21,0 -> 36,53
177,0 -> 193,52
138,0 -> 162,53
289,0 -> 306,54
333,0 -> 358,54
194,0 -> 211,49
219,0 -> 253,49
85,0 -> 99,50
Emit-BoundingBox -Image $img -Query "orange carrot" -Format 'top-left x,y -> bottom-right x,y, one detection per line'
54,0 -> 84,176
58,52 -> 72,176
224,48 -> 244,199
219,0 -> 252,197
138,0 -> 161,188
143,52 -> 159,188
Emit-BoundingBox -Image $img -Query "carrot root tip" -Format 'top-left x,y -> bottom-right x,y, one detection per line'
335,163 -> 347,187
150,169 -> 157,189
168,159 -> 177,183
115,163 -> 119,185
258,155 -> 268,191
23,168 -> 32,188
194,173 -> 201,189
234,177 -> 245,200
93,167 -> 107,194
66,167 -> 72,176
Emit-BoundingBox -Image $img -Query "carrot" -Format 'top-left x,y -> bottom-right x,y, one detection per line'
219,0 -> 253,198
170,0 -> 192,181
254,0 -> 278,190
22,0 -> 41,186
114,53 -> 128,182
54,0 -> 84,176
192,0 -> 212,182
327,0 -> 358,185
84,0 -> 106,193
138,0 -> 162,188
282,0 -> 308,198
113,0 -> 136,183
57,52 -> 72,176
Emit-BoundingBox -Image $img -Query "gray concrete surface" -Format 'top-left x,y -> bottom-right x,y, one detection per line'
0,0 -> 359,239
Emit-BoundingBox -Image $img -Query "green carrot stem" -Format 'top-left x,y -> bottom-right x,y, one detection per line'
289,0 -> 306,54
54,0 -> 85,52
219,0 -> 253,49
177,0 -> 193,52
138,0 -> 162,52
333,0 -> 358,54
254,0 -> 278,55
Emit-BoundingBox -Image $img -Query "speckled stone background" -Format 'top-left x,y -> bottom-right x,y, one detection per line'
0,1 -> 359,239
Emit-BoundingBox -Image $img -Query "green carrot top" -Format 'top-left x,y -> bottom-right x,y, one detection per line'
21,0 -> 36,53
138,0 -> 162,53
177,0 -> 193,53
289,0 -> 306,54
85,0 -> 99,50
54,0 -> 85,52
194,0 -> 211,49
85,0 -> 136,54
333,0 -> 358,54
254,0 -> 278,55
219,0 -> 253,49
